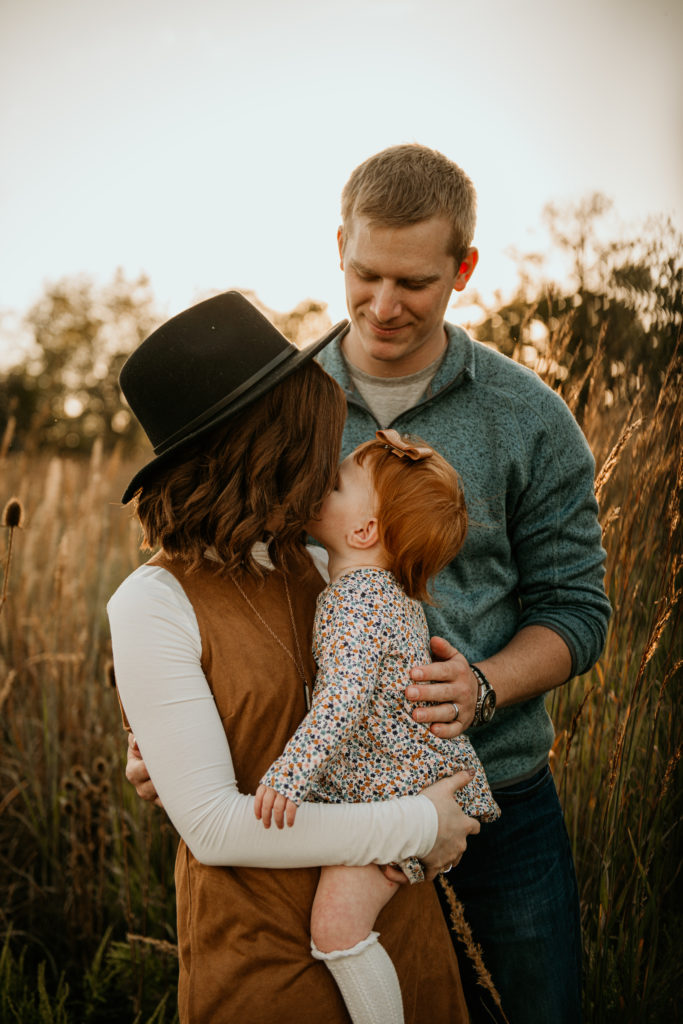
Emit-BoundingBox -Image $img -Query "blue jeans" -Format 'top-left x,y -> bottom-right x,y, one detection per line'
436,765 -> 582,1024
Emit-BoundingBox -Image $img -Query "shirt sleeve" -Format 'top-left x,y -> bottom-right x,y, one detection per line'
107,566 -> 436,868
260,581 -> 381,802
511,388 -> 612,675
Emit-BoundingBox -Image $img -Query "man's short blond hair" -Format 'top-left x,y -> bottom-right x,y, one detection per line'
341,144 -> 477,264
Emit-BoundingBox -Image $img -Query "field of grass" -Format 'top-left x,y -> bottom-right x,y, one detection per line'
0,339 -> 680,1022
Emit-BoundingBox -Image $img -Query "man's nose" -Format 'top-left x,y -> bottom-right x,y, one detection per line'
370,281 -> 401,322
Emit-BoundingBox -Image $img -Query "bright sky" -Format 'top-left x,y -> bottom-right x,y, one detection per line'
1,0 -> 681,361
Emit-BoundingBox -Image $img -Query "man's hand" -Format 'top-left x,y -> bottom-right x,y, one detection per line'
420,771 -> 481,880
126,733 -> 163,807
405,636 -> 478,739
254,784 -> 298,829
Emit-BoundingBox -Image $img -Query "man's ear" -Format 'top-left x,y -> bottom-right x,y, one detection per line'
453,246 -> 478,293
337,226 -> 345,269
348,517 -> 379,550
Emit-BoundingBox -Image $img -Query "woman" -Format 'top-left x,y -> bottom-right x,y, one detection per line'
108,291 -> 475,1023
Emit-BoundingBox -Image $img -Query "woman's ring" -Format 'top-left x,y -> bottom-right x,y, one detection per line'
451,703 -> 460,721
441,863 -> 453,874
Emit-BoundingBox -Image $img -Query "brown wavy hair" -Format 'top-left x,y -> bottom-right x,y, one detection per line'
355,434 -> 467,603
135,360 -> 347,579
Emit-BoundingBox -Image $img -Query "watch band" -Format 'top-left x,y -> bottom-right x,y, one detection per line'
470,663 -> 490,691
470,663 -> 496,726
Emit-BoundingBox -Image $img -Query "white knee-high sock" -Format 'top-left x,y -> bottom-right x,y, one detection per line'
311,931 -> 404,1024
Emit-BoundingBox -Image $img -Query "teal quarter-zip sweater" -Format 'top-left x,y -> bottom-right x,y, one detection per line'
318,323 -> 611,787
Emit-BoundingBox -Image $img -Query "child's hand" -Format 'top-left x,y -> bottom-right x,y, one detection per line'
254,784 -> 298,829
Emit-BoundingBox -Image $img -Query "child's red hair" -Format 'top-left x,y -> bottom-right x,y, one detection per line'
354,434 -> 467,603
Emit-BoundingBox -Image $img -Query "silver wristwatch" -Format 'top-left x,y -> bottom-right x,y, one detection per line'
470,664 -> 496,726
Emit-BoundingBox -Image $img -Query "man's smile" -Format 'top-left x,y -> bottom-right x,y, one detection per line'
365,317 -> 410,338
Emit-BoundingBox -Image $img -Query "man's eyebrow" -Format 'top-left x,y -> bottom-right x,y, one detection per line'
350,259 -> 440,286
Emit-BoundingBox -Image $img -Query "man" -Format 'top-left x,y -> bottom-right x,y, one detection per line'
128,145 -> 610,1022
316,144 -> 610,1023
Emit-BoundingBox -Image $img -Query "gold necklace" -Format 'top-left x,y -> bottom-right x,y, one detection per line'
230,573 -> 312,711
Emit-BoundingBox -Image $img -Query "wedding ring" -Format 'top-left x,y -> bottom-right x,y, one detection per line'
441,863 -> 453,874
451,703 -> 460,722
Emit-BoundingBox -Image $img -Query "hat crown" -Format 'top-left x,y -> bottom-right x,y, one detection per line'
118,290 -> 348,504
120,291 -> 295,454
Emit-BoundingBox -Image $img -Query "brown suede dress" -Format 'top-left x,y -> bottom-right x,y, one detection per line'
150,552 -> 468,1024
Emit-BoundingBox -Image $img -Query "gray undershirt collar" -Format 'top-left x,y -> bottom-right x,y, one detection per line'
343,352 -> 446,428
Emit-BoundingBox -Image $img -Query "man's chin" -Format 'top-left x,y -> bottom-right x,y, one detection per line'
361,331 -> 411,361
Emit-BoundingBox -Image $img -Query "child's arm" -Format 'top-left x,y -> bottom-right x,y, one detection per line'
257,580 -> 385,811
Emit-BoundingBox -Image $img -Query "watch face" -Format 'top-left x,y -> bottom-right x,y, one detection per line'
481,690 -> 496,723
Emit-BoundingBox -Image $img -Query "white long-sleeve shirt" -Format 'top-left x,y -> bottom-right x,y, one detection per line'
107,556 -> 438,869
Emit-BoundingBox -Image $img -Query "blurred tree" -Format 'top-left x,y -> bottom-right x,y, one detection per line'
233,289 -> 332,348
0,278 -> 333,455
475,196 -> 682,407
1,270 -> 159,454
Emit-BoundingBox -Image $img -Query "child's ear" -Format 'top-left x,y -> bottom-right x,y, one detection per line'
348,517 -> 379,550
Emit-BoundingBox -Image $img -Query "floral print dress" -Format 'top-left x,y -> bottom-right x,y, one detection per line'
261,567 -> 500,882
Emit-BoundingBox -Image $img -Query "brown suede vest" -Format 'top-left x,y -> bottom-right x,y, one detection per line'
150,552 -> 467,1024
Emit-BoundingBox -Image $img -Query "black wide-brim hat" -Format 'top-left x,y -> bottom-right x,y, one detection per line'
119,290 -> 348,504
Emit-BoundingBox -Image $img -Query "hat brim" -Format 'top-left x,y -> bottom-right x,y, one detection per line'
121,318 -> 349,504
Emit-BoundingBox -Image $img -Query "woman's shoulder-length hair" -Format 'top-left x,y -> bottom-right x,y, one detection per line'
134,360 -> 346,580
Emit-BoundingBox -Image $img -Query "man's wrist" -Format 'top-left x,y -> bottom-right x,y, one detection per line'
470,663 -> 497,726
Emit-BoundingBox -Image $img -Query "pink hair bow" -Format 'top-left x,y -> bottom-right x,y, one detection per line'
376,429 -> 432,462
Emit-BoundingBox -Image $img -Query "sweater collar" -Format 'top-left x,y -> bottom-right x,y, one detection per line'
319,321 -> 475,397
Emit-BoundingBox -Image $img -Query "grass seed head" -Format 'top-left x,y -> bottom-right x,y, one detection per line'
2,498 -> 24,529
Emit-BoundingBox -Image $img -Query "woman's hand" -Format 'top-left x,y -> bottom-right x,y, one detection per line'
254,784 -> 298,829
405,636 -> 479,739
126,733 -> 163,807
420,771 -> 481,880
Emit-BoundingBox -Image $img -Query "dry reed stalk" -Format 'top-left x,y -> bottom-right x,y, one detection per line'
436,875 -> 509,1023
582,323 -> 608,422
563,685 -> 594,769
606,709 -> 630,802
562,322 -> 606,418
0,668 -> 17,714
1,497 -> 24,614
126,933 -> 179,958
640,572 -> 680,672
600,505 -> 622,536
659,746 -> 682,799
0,414 -> 16,463
0,779 -> 27,815
24,652 -> 85,667
656,659 -> 683,705
594,417 -> 643,504
665,449 -> 682,542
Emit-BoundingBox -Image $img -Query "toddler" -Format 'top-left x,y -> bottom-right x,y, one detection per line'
255,429 -> 499,1024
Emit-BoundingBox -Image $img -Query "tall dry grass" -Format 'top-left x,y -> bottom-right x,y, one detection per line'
529,331 -> 682,1021
0,340 -> 680,1021
0,442 -> 179,1022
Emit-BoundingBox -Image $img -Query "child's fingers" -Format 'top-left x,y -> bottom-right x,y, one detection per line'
285,799 -> 297,828
260,788 -> 277,828
272,793 -> 287,829
255,786 -> 293,829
